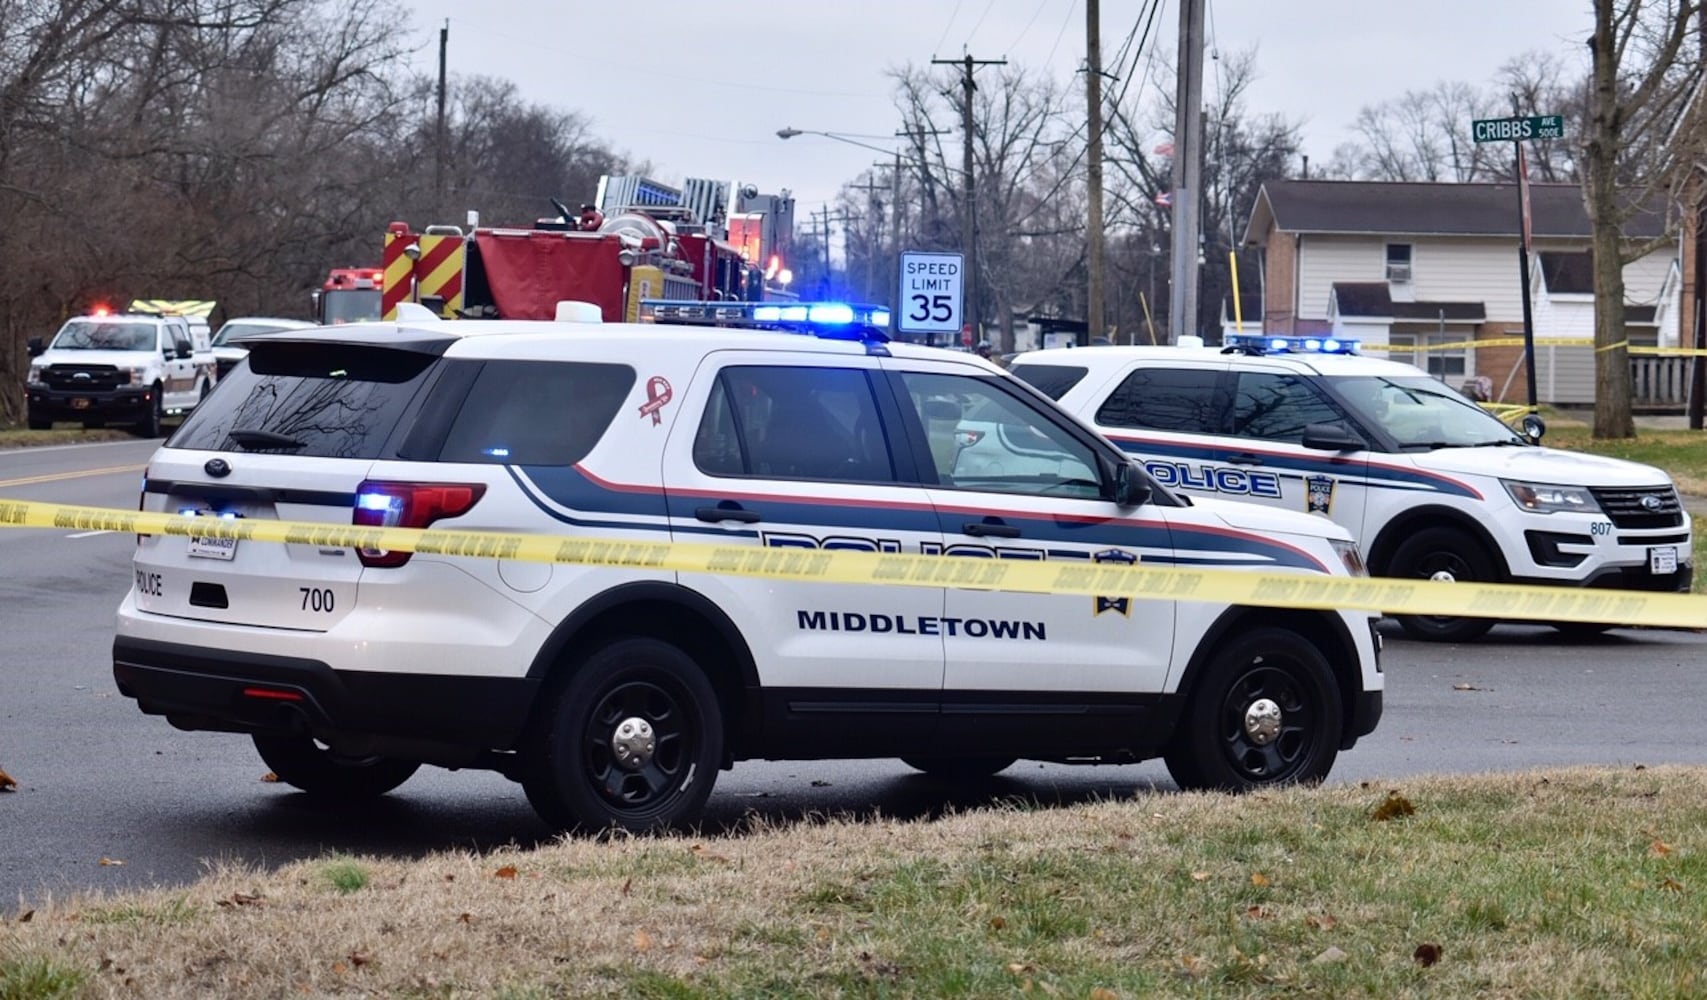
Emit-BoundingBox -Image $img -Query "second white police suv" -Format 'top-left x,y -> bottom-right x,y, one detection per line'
113,303 -> 1382,834
1010,334 -> 1694,642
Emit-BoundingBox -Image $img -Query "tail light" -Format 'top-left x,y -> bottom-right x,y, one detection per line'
352,480 -> 486,567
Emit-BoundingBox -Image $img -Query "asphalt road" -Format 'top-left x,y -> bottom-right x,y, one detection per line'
3,438 -> 1703,909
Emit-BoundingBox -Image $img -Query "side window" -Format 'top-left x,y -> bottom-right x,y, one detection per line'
170,324 -> 192,357
437,360 -> 635,465
692,365 -> 895,483
1232,373 -> 1343,443
1008,363 -> 1089,401
898,371 -> 1102,500
1095,367 -> 1226,433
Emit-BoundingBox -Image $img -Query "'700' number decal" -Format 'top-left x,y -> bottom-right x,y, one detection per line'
299,587 -> 335,612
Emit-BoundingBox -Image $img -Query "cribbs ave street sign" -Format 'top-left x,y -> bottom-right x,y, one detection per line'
1472,115 -> 1566,143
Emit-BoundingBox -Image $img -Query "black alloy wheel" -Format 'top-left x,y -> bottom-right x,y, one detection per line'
523,637 -> 723,834
1165,627 -> 1343,791
1388,526 -> 1497,642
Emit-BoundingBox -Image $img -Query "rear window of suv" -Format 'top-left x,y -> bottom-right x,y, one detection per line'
169,343 -> 439,459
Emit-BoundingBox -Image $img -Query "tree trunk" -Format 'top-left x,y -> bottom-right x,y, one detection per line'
1586,0 -> 1635,439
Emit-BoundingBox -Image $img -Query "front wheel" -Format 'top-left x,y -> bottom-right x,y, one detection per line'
133,385 -> 164,438
1165,627 -> 1343,792
252,733 -> 420,800
1387,526 -> 1498,642
523,637 -> 723,834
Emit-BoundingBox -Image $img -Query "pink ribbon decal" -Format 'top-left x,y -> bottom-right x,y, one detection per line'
638,376 -> 673,425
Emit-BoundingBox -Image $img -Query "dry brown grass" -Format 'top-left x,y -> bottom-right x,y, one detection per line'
5,766 -> 1707,998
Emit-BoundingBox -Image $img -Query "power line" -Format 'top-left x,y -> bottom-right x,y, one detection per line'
963,0 -> 998,49
932,0 -> 966,56
1044,0 -> 1079,66
1008,0 -> 1051,54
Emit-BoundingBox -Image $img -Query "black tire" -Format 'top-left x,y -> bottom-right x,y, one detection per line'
522,637 -> 723,834
133,385 -> 164,438
1165,627 -> 1343,792
26,414 -> 51,430
252,733 -> 420,800
901,756 -> 1017,780
1387,526 -> 1498,642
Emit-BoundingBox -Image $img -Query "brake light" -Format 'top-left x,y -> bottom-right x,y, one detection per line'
352,480 -> 486,567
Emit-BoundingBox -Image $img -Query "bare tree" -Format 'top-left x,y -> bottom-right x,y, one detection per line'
1584,0 -> 1705,438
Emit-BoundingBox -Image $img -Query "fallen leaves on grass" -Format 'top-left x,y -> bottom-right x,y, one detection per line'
1372,791 -> 1416,821
493,865 -> 518,880
634,929 -> 654,953
1413,942 -> 1443,966
1312,946 -> 1348,965
1305,912 -> 1338,931
215,892 -> 264,908
1249,872 -> 1271,887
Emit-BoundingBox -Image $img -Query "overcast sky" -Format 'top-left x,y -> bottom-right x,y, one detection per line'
399,0 -> 1588,211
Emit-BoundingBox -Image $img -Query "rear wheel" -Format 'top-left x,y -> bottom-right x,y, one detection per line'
901,756 -> 1017,780
1165,627 -> 1343,792
1387,526 -> 1497,642
252,733 -> 420,800
523,637 -> 723,834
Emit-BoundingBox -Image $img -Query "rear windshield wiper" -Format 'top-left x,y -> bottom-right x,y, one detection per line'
226,428 -> 305,450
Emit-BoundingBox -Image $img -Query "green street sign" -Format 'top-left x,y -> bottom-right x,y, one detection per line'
1471,115 -> 1566,143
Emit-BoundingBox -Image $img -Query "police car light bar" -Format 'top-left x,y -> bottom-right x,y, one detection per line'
1223,333 -> 1360,355
639,300 -> 891,341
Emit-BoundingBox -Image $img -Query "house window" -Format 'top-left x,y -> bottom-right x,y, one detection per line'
1386,333 -> 1466,381
1385,244 -> 1413,283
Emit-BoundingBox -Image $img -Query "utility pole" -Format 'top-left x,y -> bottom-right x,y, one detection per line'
435,20 -> 449,216
849,173 -> 888,302
1168,0 -> 1205,344
933,54 -> 1005,345
809,207 -> 851,299
1086,0 -> 1107,343
892,126 -> 949,313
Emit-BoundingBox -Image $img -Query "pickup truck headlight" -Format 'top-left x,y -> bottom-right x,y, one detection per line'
26,365 -> 46,387
1331,538 -> 1368,577
1503,480 -> 1601,515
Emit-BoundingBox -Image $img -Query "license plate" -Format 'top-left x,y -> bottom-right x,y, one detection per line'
188,535 -> 238,560
1649,545 -> 1678,574
71,397 -> 90,409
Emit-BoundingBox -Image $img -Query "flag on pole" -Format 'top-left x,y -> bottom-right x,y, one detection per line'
1154,190 -> 1174,207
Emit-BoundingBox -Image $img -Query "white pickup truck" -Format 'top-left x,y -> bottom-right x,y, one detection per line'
25,312 -> 217,436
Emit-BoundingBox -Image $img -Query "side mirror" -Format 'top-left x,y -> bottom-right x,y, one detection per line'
1301,422 -> 1365,452
1520,413 -> 1546,444
1113,461 -> 1153,508
923,398 -> 961,422
176,346 -> 192,360
27,336 -> 44,357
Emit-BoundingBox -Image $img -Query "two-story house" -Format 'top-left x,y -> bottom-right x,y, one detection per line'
1240,179 -> 1680,405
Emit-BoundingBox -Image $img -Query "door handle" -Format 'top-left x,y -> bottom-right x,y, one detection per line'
695,504 -> 761,524
962,520 -> 1021,538
1227,452 -> 1264,466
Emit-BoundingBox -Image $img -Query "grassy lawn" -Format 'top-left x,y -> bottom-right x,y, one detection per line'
3,767 -> 1705,998
0,424 -> 133,449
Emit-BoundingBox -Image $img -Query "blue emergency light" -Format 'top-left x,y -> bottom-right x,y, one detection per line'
639,300 -> 892,341
1223,333 -> 1360,356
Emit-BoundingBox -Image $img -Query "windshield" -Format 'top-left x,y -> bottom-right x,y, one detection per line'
1330,375 -> 1522,448
213,321 -> 305,347
49,320 -> 159,352
320,289 -> 382,325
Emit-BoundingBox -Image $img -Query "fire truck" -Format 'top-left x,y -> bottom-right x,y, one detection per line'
314,267 -> 385,325
380,176 -> 793,322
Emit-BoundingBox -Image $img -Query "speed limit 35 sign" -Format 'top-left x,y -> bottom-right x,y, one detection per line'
898,251 -> 963,338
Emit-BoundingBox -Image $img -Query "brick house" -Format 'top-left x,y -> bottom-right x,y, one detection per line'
1238,179 -> 1680,405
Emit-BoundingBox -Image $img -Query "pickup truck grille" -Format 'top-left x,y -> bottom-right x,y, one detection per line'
43,365 -> 124,391
1589,485 -> 1683,529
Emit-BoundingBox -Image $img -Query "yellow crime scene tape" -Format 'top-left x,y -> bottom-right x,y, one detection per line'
1359,336 -> 1707,357
1,497 -> 1701,629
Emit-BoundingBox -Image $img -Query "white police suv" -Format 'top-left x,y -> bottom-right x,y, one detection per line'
1010,334 -> 1694,642
113,304 -> 1382,833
